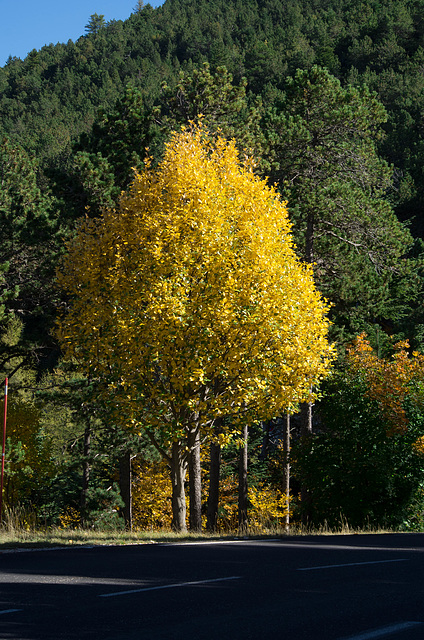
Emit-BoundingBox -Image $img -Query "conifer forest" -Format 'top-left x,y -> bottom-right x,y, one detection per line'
3,0 -> 424,533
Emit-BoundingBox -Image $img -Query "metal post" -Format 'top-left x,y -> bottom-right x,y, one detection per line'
0,377 -> 8,523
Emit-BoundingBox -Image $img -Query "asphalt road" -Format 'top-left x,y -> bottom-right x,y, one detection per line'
1,533 -> 424,640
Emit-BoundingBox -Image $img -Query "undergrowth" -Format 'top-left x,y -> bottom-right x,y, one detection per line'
0,519 -> 396,551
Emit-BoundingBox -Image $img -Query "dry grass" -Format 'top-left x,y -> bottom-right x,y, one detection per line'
0,506 -> 395,551
0,523 -> 396,552
0,527 -> 212,550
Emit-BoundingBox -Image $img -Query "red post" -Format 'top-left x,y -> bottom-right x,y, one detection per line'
0,377 -> 8,523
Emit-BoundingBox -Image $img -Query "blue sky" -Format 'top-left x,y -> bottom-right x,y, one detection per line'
0,0 -> 164,66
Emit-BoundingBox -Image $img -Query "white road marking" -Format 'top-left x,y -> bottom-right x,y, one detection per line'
99,575 -> 241,598
298,558 -> 408,571
340,621 -> 422,639
0,572 -> 144,587
0,609 -> 22,615
174,539 -> 280,545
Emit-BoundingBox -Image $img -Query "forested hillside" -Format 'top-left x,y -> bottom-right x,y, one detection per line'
1,0 -> 424,209
3,0 -> 424,533
1,0 -> 424,218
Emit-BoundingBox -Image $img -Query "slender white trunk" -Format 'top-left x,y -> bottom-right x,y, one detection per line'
170,440 -> 188,532
189,429 -> 202,532
238,425 -> 248,532
283,413 -> 291,532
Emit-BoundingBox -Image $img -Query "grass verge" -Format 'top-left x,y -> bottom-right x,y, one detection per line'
0,521 -> 398,551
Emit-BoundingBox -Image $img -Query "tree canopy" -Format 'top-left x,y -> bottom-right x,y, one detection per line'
57,127 -> 333,529
259,66 -> 415,336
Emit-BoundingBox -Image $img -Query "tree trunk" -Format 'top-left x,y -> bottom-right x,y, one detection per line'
305,210 -> 315,264
170,440 -> 188,532
119,451 -> 132,531
283,413 -> 291,532
188,429 -> 202,532
300,392 -> 313,527
238,425 -> 248,532
260,420 -> 271,460
206,440 -> 221,532
300,400 -> 313,437
80,422 -> 91,525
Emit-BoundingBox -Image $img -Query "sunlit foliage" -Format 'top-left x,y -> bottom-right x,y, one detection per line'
346,333 -> 424,435
57,126 -> 333,529
132,460 -> 173,530
294,336 -> 424,528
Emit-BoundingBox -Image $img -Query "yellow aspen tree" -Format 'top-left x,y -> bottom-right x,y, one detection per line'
57,127 -> 334,531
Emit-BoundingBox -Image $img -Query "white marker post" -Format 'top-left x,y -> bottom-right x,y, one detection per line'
0,377 -> 8,523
